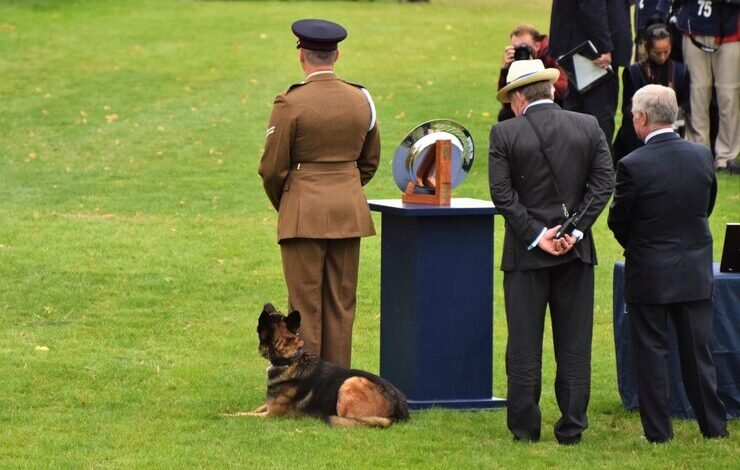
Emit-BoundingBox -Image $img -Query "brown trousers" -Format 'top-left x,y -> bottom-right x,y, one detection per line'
280,237 -> 360,368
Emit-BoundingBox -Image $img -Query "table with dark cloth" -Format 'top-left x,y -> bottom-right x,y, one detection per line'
613,262 -> 740,418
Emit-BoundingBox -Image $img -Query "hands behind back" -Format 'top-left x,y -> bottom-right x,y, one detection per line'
537,225 -> 577,256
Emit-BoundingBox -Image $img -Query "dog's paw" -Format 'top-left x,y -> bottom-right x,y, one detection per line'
222,403 -> 269,418
250,403 -> 268,414
221,410 -> 268,418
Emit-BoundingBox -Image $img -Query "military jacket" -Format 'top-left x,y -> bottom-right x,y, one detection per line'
259,71 -> 380,242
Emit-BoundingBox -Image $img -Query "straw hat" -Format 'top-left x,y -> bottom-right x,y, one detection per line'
497,59 -> 560,103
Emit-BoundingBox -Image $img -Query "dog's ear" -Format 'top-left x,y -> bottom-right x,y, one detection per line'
285,310 -> 301,333
258,310 -> 270,334
263,303 -> 276,313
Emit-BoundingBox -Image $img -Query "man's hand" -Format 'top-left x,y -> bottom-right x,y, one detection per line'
502,45 -> 515,69
537,226 -> 576,256
557,232 -> 578,253
594,52 -> 612,69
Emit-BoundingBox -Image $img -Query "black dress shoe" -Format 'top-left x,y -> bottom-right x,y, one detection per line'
557,434 -> 582,446
704,430 -> 729,440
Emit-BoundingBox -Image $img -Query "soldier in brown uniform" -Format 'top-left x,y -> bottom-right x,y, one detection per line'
258,19 -> 380,368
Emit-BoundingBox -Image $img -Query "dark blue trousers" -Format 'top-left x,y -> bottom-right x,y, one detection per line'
628,299 -> 728,442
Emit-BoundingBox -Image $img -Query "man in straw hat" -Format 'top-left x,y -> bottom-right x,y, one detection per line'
488,59 -> 614,444
259,19 -> 380,368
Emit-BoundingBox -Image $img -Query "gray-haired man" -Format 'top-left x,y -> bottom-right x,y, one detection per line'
608,84 -> 728,443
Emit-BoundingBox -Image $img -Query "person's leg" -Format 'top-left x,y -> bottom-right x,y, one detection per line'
710,40 -> 740,169
281,238 -> 327,358
583,74 -> 619,145
682,35 -> 714,148
320,237 -> 361,368
628,302 -> 673,442
549,261 -> 594,444
671,299 -> 728,438
564,82 -> 584,113
503,269 -> 549,442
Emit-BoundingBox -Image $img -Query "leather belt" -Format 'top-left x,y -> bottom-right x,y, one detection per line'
293,161 -> 358,170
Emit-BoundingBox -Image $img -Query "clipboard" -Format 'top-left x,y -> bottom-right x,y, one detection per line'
557,40 -> 613,93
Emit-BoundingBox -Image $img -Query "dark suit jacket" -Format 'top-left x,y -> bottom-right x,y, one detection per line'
608,132 -> 717,304
489,102 -> 614,271
549,0 -> 632,67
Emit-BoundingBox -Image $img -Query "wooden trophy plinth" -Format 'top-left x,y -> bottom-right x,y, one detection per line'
401,139 -> 452,205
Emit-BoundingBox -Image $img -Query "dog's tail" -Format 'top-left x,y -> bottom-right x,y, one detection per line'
368,375 -> 410,423
382,382 -> 410,422
326,416 -> 393,428
393,398 -> 410,422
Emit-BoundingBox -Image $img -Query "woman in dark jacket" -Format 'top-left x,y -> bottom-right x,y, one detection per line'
613,23 -> 691,165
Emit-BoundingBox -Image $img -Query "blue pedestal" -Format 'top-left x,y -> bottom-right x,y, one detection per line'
369,198 -> 506,410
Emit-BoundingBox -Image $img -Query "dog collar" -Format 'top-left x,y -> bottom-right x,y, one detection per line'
270,351 -> 304,367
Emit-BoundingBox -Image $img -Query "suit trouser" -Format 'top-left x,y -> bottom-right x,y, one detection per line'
280,237 -> 360,368
628,299 -> 727,442
682,35 -> 740,168
503,260 -> 594,443
565,73 -> 619,146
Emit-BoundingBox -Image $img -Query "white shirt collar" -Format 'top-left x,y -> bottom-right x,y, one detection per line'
523,99 -> 554,115
644,127 -> 675,143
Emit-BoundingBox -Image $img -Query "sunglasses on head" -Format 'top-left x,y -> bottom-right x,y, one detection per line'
646,25 -> 671,38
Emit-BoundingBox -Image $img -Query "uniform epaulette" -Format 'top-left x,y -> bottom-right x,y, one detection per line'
341,79 -> 366,89
284,82 -> 308,94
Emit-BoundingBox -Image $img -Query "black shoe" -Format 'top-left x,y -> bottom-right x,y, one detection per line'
718,160 -> 739,175
646,435 -> 673,444
704,430 -> 729,440
512,435 -> 540,443
557,434 -> 582,446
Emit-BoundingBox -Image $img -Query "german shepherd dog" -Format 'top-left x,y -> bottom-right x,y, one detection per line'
246,303 -> 409,427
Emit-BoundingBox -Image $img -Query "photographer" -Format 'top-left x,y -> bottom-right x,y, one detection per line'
497,24 -> 568,121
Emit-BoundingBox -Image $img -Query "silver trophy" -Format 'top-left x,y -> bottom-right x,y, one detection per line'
392,119 -> 474,202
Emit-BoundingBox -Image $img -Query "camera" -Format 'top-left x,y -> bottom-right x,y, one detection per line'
513,44 -> 534,61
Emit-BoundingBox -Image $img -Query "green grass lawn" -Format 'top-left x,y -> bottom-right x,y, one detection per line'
1,0 -> 738,467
